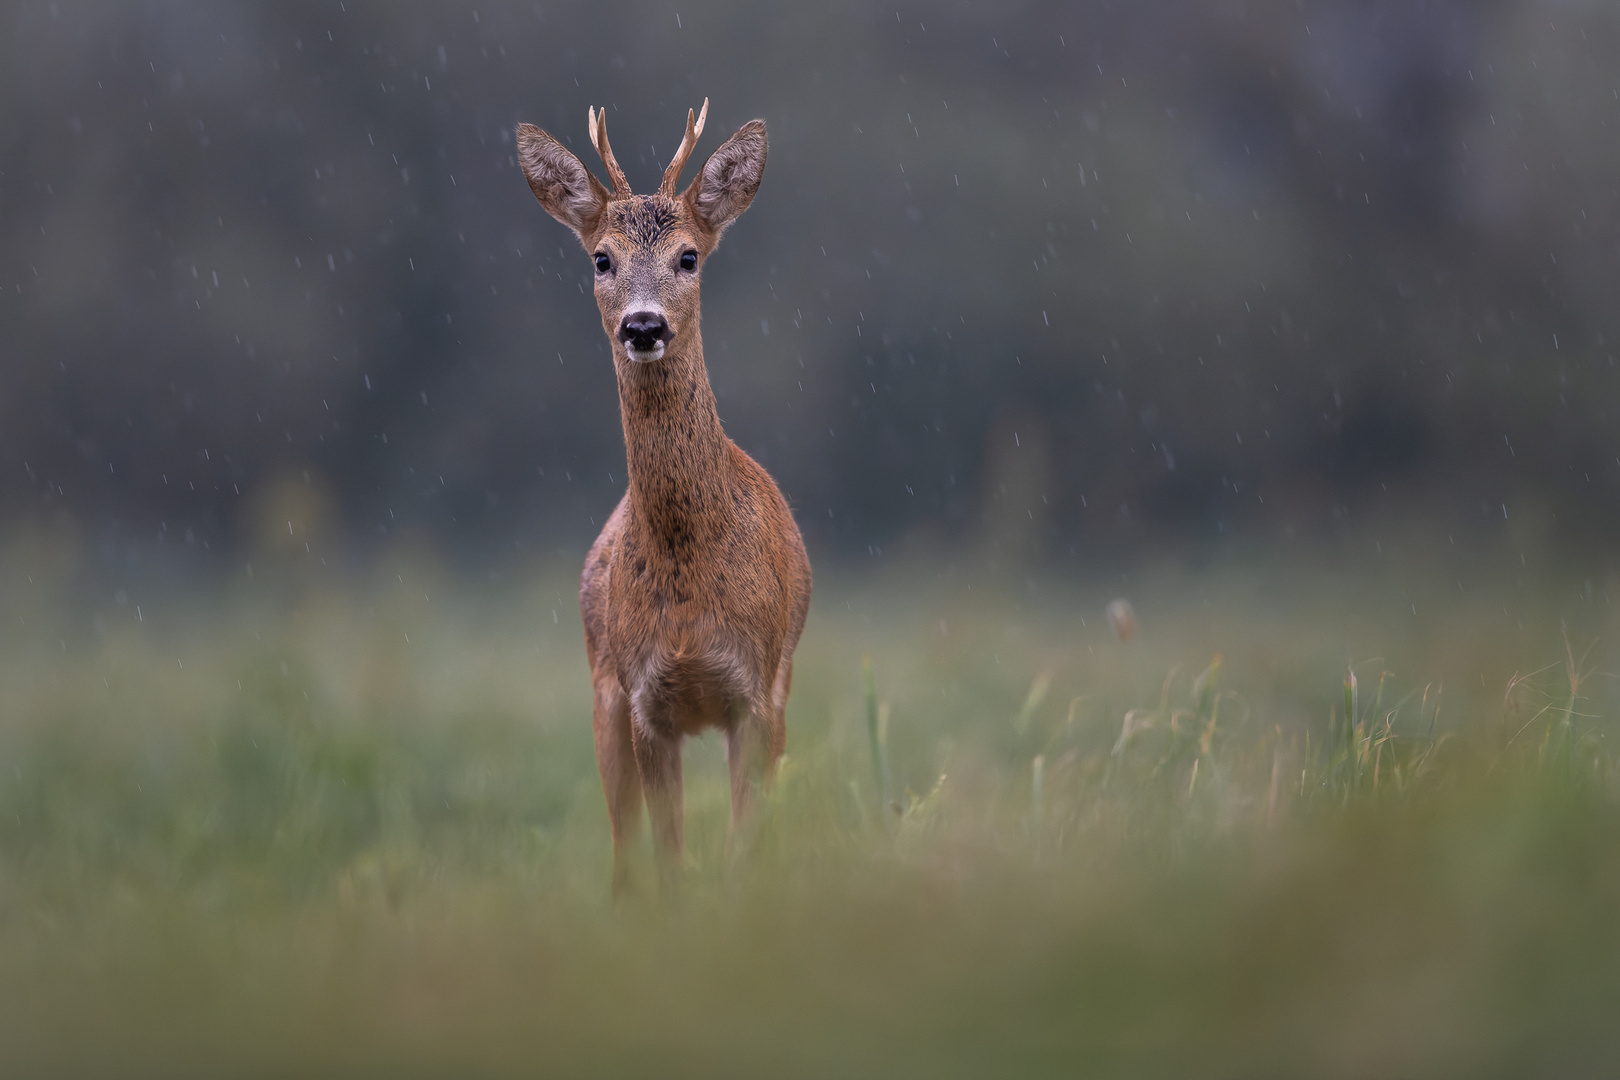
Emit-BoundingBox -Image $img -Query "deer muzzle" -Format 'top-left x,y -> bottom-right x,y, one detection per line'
619,309 -> 672,361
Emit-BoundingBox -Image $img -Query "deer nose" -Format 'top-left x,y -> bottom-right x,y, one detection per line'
619,311 -> 671,352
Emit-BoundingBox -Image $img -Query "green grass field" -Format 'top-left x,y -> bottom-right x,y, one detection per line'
3,539 -> 1620,1077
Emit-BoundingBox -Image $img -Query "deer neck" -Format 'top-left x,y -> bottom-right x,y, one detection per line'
615,340 -> 733,537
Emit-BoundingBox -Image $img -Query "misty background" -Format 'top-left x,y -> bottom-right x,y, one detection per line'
3,0 -> 1617,585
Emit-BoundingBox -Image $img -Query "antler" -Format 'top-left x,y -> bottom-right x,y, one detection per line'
587,105 -> 631,200
658,98 -> 709,198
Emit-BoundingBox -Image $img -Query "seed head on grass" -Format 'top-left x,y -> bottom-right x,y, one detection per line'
1106,598 -> 1138,640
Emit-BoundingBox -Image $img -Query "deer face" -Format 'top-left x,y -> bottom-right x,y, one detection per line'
589,197 -> 704,364
516,101 -> 766,366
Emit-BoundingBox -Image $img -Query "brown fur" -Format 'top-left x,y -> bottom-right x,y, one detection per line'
517,107 -> 810,893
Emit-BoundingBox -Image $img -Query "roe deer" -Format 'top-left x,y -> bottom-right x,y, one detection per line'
516,101 -> 811,893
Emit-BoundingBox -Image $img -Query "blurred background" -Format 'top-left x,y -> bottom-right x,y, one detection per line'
2,0 -> 1618,584
9,9 -> 1620,1070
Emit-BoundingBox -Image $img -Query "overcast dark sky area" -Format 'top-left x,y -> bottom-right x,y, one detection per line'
3,1 -> 1618,582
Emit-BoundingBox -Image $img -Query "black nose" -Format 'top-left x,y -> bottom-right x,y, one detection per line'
619,311 -> 670,351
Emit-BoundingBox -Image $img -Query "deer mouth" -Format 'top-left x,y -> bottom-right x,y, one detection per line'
624,340 -> 666,363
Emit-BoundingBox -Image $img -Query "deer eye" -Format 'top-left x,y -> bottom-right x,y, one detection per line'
593,252 -> 611,274
679,250 -> 698,272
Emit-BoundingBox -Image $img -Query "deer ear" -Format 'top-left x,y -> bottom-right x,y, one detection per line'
687,120 -> 766,236
516,123 -> 609,244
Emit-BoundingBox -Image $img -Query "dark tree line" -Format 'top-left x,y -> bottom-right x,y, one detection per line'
2,0 -> 1616,572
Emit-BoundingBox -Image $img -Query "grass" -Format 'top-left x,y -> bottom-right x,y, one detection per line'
3,541 -> 1620,1077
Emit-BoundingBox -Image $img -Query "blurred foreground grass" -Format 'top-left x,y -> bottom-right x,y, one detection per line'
4,546 -> 1620,1077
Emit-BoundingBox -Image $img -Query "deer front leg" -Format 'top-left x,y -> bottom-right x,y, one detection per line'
629,711 -> 684,893
591,677 -> 643,899
724,689 -> 783,857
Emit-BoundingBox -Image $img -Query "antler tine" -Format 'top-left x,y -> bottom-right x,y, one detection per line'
587,105 -> 631,199
658,97 -> 709,198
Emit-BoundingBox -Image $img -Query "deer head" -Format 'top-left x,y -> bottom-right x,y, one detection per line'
517,100 -> 767,364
